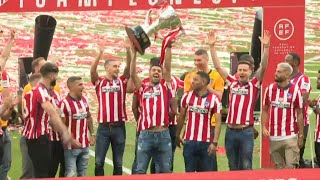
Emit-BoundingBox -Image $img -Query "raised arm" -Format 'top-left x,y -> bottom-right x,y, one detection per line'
123,41 -> 132,79
208,30 -> 228,80
90,46 -> 104,84
130,48 -> 142,90
255,30 -> 271,82
163,46 -> 172,82
0,30 -> 15,70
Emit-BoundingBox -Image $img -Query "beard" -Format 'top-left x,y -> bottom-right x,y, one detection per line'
50,80 -> 57,87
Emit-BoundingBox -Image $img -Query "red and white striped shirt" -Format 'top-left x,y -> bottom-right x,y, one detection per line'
137,82 -> 172,131
264,83 -> 303,137
290,73 -> 312,125
0,70 -> 10,88
48,90 -> 61,141
25,83 -> 52,139
21,92 -> 32,137
94,75 -> 127,123
226,75 -> 260,125
135,76 -> 184,128
60,95 -> 90,149
314,96 -> 320,143
181,91 -> 222,142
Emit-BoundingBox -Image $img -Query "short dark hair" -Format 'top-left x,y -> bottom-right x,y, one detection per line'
29,73 -> 41,83
40,62 -> 59,77
150,57 -> 160,66
180,71 -> 189,81
196,71 -> 210,85
67,76 -> 82,87
32,57 -> 45,73
239,54 -> 254,65
288,52 -> 301,65
237,60 -> 252,68
195,49 -> 208,56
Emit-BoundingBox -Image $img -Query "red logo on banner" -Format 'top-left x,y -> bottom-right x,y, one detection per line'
0,0 -> 9,7
274,19 -> 294,41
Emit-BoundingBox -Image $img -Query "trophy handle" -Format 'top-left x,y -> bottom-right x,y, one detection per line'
144,9 -> 153,27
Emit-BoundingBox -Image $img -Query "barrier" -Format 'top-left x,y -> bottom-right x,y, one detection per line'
40,169 -> 319,180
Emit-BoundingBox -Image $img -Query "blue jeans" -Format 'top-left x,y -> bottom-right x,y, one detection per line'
131,131 -> 140,174
95,123 -> 126,176
136,129 -> 172,174
183,140 -> 214,172
150,125 -> 177,173
0,129 -> 11,180
225,126 -> 254,170
64,147 -> 90,177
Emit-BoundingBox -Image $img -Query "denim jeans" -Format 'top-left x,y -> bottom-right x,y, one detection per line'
0,130 -> 11,180
20,136 -> 34,179
136,129 -> 172,174
183,140 -> 214,172
64,147 -> 90,177
150,125 -> 177,173
131,131 -> 140,174
225,126 -> 254,170
95,124 -> 126,176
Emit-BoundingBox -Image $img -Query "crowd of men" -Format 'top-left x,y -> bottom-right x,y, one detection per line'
0,26 -> 319,179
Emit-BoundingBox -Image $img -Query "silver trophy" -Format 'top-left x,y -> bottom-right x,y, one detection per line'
125,5 -> 182,55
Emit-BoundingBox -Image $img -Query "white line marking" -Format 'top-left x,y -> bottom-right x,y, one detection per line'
89,149 -> 132,175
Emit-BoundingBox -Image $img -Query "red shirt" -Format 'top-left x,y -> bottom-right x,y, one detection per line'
94,75 -> 127,123
290,72 -> 312,125
48,90 -> 61,141
60,95 -> 90,149
181,91 -> 221,142
25,83 -> 53,139
226,75 -> 260,125
137,82 -> 172,131
264,83 -> 303,137
135,76 -> 183,128
21,92 -> 32,137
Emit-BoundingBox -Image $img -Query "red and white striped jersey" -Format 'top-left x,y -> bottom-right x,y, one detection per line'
21,92 -> 32,137
94,75 -> 127,123
60,95 -> 90,149
314,96 -> 320,143
226,75 -> 261,125
264,83 -> 303,137
48,90 -> 61,141
135,76 -> 183,128
290,73 -> 312,125
137,82 -> 172,131
181,91 -> 222,142
24,83 -> 53,139
0,70 -> 10,88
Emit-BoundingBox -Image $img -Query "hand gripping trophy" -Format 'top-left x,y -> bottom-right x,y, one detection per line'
125,1 -> 182,55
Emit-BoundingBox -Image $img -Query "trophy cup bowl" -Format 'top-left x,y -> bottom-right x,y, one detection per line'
125,5 -> 181,55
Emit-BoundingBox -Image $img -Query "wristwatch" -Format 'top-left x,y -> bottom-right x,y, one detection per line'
212,142 -> 218,146
313,105 -> 318,111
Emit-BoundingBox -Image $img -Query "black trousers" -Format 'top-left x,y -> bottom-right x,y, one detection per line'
315,142 -> 320,166
49,141 -> 65,177
26,135 -> 51,178
299,125 -> 309,165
